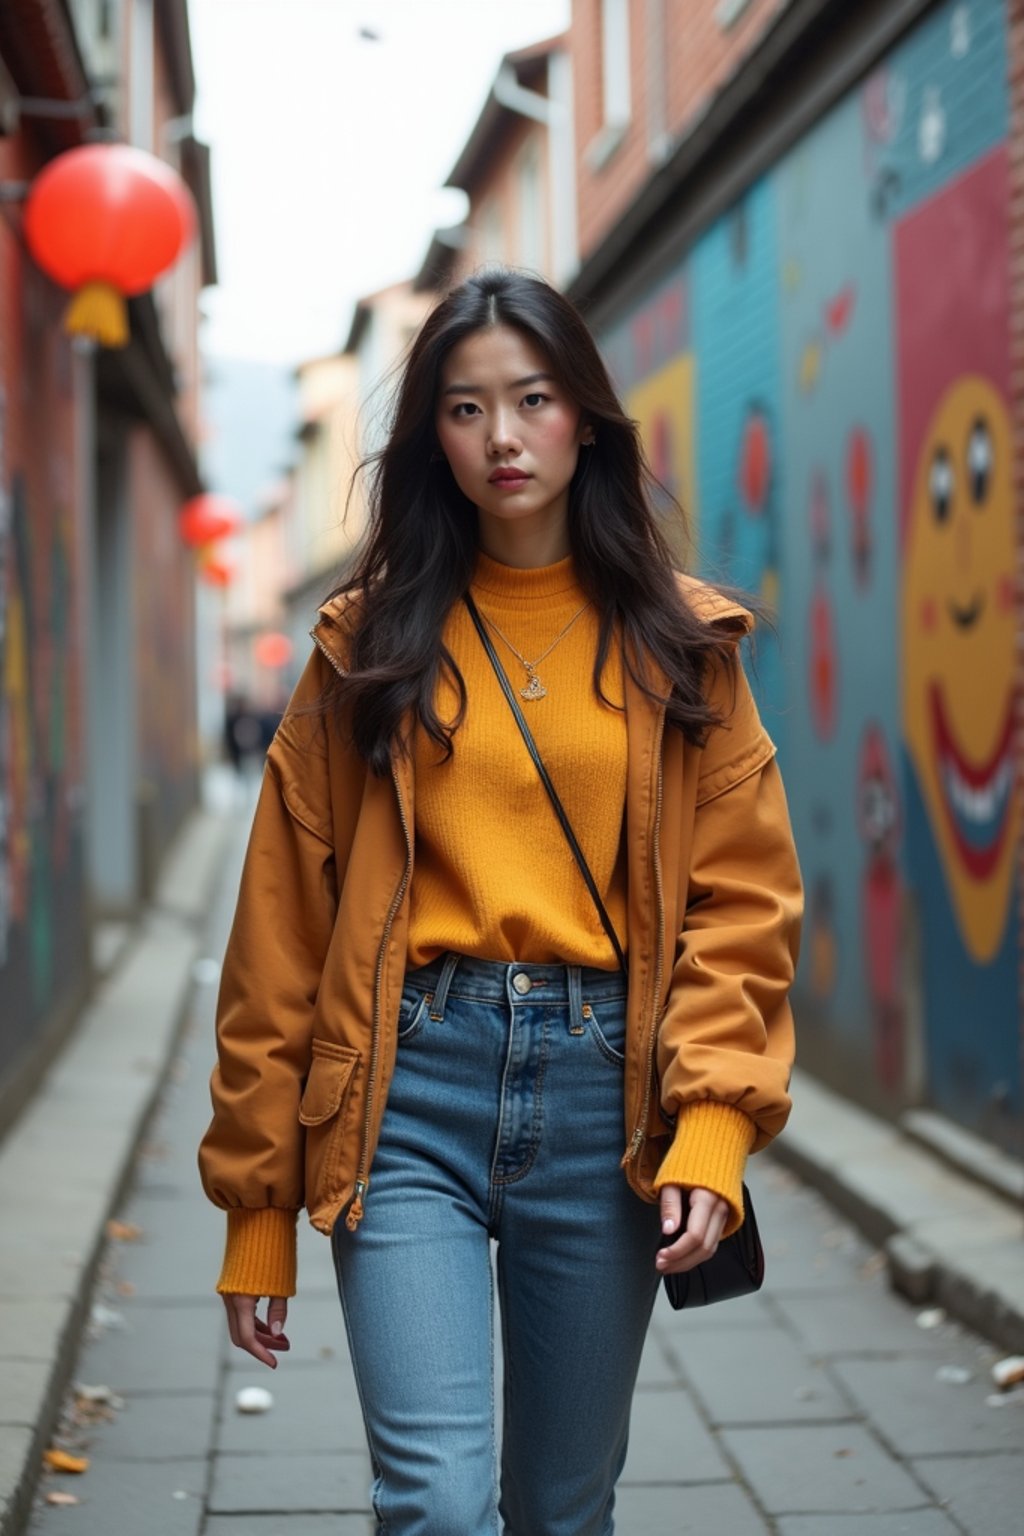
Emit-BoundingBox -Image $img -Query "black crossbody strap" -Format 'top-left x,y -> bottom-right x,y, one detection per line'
463,591 -> 628,977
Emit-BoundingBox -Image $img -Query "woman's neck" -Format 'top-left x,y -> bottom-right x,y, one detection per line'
475,510 -> 570,570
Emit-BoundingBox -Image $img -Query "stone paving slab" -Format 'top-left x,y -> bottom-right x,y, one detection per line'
776,1514 -> 960,1535
207,1451 -> 371,1514
205,1520 -> 373,1535
0,1305 -> 74,1369
719,1423 -> 931,1515
613,1480 -> 768,1533
769,1282 -> 973,1356
909,1453 -> 1024,1536
74,1393 -> 216,1463
28,1458 -> 205,1536
67,1301 -> 223,1397
217,1364 -> 366,1455
0,1367 -> 50,1432
668,1319 -> 855,1424
0,1432 -> 34,1536
830,1355 -> 1021,1457
620,1387 -> 730,1482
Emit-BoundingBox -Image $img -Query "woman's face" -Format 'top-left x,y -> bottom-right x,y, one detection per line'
435,325 -> 592,539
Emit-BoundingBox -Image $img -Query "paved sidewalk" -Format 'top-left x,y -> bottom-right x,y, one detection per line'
9,803 -> 1020,1533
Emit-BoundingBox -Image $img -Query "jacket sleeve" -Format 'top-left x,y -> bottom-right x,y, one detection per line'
653,644 -> 803,1236
197,655 -> 338,1297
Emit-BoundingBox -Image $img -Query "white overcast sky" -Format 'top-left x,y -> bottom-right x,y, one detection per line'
189,0 -> 570,365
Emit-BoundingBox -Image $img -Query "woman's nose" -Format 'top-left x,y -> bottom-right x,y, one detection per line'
488,413 -> 520,453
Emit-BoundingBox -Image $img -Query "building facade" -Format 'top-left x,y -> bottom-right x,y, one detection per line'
566,0 -> 1021,1153
0,0 -> 215,1134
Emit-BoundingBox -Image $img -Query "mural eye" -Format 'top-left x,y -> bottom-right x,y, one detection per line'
966,417 -> 992,505
929,447 -> 954,523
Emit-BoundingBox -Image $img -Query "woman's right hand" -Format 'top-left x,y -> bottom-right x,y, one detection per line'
222,1294 -> 291,1368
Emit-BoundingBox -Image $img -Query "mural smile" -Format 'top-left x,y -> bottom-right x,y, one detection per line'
928,682 -> 1014,882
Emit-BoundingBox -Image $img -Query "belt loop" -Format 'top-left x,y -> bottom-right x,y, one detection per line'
567,964 -> 585,1035
428,952 -> 460,1022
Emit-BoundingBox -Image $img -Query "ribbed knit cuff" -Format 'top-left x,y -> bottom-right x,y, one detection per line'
652,1101 -> 757,1237
216,1208 -> 300,1298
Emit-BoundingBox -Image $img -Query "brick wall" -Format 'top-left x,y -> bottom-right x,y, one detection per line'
572,0 -> 791,259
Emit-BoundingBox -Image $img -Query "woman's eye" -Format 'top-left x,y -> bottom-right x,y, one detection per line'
521,392 -> 548,408
452,402 -> 479,418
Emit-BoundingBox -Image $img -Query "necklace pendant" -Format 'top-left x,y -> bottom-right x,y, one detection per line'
521,672 -> 547,701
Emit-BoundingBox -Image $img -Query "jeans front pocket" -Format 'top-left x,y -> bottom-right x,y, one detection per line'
396,987 -> 432,1043
583,999 -> 627,1066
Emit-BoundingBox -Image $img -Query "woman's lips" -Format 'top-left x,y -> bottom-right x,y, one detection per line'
488,470 -> 530,486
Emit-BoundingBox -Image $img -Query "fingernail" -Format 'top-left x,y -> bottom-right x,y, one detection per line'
662,1219 -> 674,1233
270,1321 -> 282,1336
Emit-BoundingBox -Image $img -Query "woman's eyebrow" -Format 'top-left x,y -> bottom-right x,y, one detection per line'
441,372 -> 554,397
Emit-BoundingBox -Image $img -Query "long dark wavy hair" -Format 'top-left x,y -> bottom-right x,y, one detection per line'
319,267 -> 766,776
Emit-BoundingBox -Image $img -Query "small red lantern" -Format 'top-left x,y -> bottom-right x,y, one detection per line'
179,494 -> 243,547
198,557 -> 234,588
24,143 -> 196,348
254,632 -> 293,669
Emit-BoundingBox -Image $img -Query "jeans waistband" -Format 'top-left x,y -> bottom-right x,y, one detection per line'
403,952 -> 628,1019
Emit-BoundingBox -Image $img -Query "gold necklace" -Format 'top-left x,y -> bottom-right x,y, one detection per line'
478,601 -> 590,701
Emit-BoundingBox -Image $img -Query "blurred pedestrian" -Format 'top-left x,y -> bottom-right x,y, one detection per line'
199,269 -> 803,1534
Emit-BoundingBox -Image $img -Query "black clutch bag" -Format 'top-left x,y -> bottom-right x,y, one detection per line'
464,593 -> 767,1311
659,1180 -> 764,1309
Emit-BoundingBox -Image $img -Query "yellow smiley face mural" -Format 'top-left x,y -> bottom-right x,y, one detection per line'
901,375 -> 1018,963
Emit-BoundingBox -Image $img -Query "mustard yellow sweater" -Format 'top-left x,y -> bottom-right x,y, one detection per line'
408,550 -> 629,968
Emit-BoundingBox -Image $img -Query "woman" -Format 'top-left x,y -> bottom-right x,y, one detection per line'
198,268 -> 803,1535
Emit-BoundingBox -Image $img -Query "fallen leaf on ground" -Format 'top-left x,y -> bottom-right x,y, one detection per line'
43,1449 -> 89,1473
116,1280 -> 136,1296
45,1492 -> 80,1506
106,1219 -> 143,1241
235,1386 -> 274,1414
915,1307 -> 946,1330
991,1356 -> 1024,1391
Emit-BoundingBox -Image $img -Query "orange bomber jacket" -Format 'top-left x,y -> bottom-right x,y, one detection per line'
197,574 -> 804,1298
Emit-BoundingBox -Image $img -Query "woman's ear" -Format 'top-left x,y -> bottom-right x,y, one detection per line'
580,423 -> 596,446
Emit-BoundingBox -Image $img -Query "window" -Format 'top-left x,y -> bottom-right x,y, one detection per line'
601,0 -> 631,127
586,0 -> 631,169
517,139 -> 545,273
646,0 -> 669,162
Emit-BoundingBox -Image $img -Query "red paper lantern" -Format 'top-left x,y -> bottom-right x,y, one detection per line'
179,494 -> 243,547
254,632 -> 293,669
24,143 -> 196,348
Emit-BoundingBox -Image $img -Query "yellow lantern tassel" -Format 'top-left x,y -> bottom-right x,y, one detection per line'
64,282 -> 129,348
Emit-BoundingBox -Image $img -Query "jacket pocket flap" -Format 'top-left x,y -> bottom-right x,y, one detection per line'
298,1041 -> 359,1126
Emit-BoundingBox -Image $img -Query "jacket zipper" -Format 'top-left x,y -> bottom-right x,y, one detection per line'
346,756 -> 412,1229
308,628 -> 414,1231
623,707 -> 666,1169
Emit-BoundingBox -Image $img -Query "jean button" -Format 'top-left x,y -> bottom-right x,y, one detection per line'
512,972 -> 532,995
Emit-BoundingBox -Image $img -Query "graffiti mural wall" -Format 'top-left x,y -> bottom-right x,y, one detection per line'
601,0 -> 1019,1149
0,240 -> 90,1090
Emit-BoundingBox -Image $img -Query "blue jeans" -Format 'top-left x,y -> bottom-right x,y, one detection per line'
331,952 -> 663,1536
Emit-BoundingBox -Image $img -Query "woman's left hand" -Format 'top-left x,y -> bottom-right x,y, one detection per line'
655,1185 -> 729,1274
